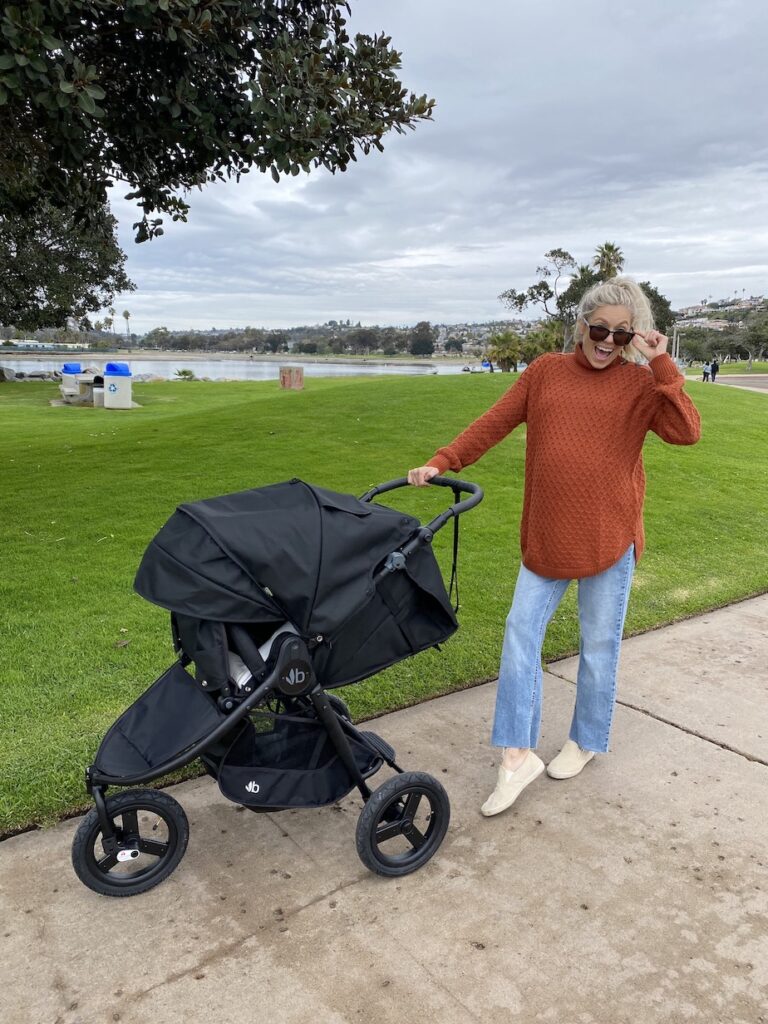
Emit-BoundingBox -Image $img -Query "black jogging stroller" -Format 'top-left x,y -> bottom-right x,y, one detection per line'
72,476 -> 482,896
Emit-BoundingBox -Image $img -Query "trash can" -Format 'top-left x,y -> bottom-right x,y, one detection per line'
61,362 -> 83,393
103,362 -> 132,410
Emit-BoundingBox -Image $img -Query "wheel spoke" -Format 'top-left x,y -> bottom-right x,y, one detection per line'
97,852 -> 119,871
137,838 -> 168,858
402,824 -> 427,850
375,819 -> 404,843
120,809 -> 139,835
403,792 -> 423,819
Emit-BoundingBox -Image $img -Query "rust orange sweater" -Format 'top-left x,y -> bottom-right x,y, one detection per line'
427,345 -> 701,579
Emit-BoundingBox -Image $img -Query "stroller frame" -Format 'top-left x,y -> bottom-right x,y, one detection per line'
74,476 -> 483,895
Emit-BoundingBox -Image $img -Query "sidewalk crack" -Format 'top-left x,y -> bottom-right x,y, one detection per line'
547,669 -> 768,767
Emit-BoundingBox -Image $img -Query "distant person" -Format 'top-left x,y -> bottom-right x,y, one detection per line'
702,361 -> 711,382
711,358 -> 720,382
407,277 -> 701,817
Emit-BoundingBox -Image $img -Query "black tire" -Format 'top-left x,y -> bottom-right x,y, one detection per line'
72,789 -> 189,897
356,772 -> 450,877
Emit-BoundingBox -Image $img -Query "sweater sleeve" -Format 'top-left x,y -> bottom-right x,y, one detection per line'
427,365 -> 533,473
647,354 -> 702,445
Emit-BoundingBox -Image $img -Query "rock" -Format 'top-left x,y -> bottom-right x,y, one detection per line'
0,366 -> 17,382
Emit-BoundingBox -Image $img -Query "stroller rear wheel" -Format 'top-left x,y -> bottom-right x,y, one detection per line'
356,772 -> 450,877
72,789 -> 189,897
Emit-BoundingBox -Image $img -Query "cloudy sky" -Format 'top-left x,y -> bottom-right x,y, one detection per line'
108,0 -> 768,333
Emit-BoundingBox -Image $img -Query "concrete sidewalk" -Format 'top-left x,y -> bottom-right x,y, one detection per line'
2,596 -> 767,1024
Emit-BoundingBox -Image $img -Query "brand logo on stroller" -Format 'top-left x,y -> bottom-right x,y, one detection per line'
245,781 -> 260,794
278,659 -> 313,695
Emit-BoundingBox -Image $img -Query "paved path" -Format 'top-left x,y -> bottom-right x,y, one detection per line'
2,595 -> 767,1024
687,374 -> 768,393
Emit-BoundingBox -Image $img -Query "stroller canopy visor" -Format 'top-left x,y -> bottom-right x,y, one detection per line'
134,480 -> 425,636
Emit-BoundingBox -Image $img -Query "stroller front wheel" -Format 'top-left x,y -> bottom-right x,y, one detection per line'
356,772 -> 450,877
71,789 -> 189,897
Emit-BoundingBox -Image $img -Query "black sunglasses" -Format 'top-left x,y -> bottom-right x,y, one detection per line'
582,317 -> 635,347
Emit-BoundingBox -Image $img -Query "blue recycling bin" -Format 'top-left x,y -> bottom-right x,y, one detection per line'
61,362 -> 83,392
104,362 -> 133,409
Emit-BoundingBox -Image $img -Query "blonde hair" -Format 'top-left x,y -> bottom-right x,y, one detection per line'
576,276 -> 654,363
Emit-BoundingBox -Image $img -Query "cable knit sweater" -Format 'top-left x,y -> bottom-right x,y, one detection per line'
427,345 -> 701,579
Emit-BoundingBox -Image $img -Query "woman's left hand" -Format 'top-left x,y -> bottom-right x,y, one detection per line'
632,329 -> 669,361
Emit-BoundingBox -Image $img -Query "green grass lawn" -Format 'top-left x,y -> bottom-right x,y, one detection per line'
2,374 -> 767,835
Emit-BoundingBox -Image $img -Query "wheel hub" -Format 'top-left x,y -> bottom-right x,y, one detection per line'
116,848 -> 141,862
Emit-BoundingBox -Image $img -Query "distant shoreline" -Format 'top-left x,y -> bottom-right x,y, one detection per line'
3,349 -> 469,368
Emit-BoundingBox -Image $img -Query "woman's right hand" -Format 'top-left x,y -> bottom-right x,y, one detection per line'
407,465 -> 440,486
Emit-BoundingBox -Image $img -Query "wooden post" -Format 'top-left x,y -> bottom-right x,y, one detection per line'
279,366 -> 304,390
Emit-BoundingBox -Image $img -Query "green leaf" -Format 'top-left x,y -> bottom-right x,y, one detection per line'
85,84 -> 105,99
77,89 -> 96,114
59,80 -> 74,93
0,54 -> 16,70
41,35 -> 63,51
271,165 -> 280,183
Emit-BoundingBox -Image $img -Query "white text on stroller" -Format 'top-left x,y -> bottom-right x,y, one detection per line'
245,781 -> 260,794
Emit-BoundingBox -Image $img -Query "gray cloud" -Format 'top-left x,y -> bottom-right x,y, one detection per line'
108,0 -> 768,332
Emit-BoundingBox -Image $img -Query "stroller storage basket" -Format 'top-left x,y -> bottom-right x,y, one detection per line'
217,712 -> 382,809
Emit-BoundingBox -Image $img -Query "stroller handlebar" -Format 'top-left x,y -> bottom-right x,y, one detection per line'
359,475 -> 484,532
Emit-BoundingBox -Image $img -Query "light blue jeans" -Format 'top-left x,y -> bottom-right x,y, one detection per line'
490,546 -> 635,754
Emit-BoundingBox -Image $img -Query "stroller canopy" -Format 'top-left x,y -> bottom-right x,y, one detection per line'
135,479 -> 425,637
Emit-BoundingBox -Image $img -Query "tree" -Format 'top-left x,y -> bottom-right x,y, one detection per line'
348,327 -> 379,354
501,245 -> 673,350
122,309 -> 131,344
265,332 -> 287,353
444,337 -> 464,353
638,280 -> 674,334
593,242 -> 625,278
0,200 -> 134,330
499,248 -> 576,325
144,326 -> 170,349
743,316 -> 768,370
487,331 -> 522,372
409,321 -> 435,356
0,1 -> 435,241
520,320 -> 561,365
677,328 -> 712,365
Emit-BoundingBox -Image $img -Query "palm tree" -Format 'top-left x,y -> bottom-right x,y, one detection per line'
122,309 -> 131,347
487,330 -> 523,372
593,242 -> 625,279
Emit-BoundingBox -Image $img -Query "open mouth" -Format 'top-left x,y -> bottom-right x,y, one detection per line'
592,344 -> 615,362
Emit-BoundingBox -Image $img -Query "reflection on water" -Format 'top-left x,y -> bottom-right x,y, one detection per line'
1,356 -> 466,380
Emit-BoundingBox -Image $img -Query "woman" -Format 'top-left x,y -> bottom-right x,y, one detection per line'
408,277 -> 701,817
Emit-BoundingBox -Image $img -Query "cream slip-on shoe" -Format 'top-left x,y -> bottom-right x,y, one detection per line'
546,739 -> 595,779
480,751 -> 545,816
